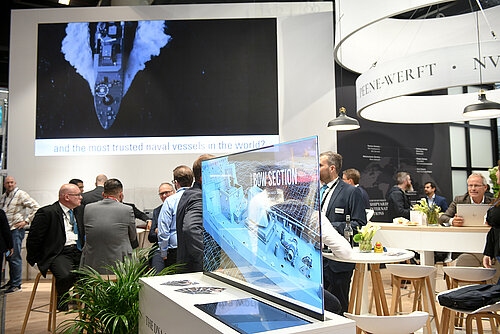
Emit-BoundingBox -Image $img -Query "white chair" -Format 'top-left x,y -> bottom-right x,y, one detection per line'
440,267 -> 496,333
386,264 -> 440,334
438,286 -> 500,334
344,311 -> 428,334
443,267 -> 496,285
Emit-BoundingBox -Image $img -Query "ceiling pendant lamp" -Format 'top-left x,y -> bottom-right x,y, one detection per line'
463,90 -> 500,118
463,2 -> 500,118
327,107 -> 360,131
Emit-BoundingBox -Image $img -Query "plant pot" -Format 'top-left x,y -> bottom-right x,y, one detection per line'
359,240 -> 372,253
426,211 -> 438,226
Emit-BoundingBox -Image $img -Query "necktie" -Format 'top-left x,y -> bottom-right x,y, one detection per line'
69,210 -> 82,251
320,184 -> 328,201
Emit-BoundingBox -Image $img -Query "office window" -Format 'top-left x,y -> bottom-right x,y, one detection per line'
449,119 -> 498,197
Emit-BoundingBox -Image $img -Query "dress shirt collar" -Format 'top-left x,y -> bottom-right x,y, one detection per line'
58,202 -> 72,216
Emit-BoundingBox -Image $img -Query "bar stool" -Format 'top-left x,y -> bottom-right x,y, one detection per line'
20,271 -> 57,334
386,264 -> 441,334
345,311 -> 429,334
440,267 -> 496,333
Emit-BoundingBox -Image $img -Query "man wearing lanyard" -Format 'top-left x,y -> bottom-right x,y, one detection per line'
0,176 -> 40,293
158,165 -> 194,268
319,151 -> 367,314
26,183 -> 84,311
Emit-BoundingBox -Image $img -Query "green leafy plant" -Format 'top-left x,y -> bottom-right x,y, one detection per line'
58,247 -> 177,334
490,166 -> 499,197
352,223 -> 380,243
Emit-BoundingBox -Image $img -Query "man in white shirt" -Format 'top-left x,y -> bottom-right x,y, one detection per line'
0,176 -> 40,293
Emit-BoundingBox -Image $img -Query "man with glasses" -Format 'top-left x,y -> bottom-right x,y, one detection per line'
26,183 -> 84,311
148,182 -> 176,273
0,176 -> 40,293
439,173 -> 493,226
158,166 -> 194,270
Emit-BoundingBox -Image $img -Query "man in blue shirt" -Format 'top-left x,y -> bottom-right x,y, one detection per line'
157,166 -> 194,267
424,181 -> 448,212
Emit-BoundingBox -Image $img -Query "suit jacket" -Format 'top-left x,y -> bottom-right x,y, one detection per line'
438,193 -> 494,226
82,186 -> 104,205
0,209 -> 12,253
176,182 -> 204,273
80,199 -> 136,274
324,180 -> 367,273
358,185 -> 370,210
426,195 -> 449,212
74,185 -> 105,241
148,204 -> 162,244
26,202 -> 84,276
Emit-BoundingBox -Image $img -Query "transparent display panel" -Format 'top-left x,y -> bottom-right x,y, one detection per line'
202,137 -> 323,316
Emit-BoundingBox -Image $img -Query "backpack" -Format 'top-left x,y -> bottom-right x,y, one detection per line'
438,284 -> 500,311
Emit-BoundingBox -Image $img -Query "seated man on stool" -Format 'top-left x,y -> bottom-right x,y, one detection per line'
26,183 -> 84,311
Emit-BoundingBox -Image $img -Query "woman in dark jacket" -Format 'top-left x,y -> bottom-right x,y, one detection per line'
0,209 -> 13,280
483,162 -> 500,269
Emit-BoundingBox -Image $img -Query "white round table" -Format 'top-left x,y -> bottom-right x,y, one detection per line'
323,247 -> 414,318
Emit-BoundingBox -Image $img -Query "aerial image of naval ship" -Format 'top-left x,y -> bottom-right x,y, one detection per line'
202,139 -> 323,314
93,21 -> 125,130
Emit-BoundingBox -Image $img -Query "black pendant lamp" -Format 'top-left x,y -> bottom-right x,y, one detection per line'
463,4 -> 500,118
327,107 -> 360,131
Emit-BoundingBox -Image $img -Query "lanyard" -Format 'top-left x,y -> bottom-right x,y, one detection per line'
2,189 -> 19,209
320,179 -> 339,210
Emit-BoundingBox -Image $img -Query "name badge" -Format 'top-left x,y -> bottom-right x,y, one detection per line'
335,208 -> 344,214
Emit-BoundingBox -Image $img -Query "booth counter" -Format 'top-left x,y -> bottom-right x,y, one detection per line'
139,272 -> 355,334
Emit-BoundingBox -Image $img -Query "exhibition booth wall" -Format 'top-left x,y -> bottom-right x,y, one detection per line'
8,2 -> 336,209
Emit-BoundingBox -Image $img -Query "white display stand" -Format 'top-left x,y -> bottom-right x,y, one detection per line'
139,272 -> 355,334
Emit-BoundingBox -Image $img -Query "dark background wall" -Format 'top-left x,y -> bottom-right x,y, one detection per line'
335,65 -> 452,221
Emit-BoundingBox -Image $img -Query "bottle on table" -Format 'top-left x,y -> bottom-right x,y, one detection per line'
344,214 -> 354,247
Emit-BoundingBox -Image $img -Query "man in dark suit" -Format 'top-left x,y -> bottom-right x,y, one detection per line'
148,182 -> 175,272
176,154 -> 214,273
82,174 -> 107,205
80,178 -> 136,274
424,181 -> 449,212
74,174 -> 107,235
26,183 -> 84,311
342,168 -> 370,210
439,173 -> 494,226
320,151 -> 367,314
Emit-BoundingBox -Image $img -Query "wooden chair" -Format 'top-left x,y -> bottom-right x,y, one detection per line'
20,271 -> 57,334
440,267 -> 497,333
386,264 -> 441,334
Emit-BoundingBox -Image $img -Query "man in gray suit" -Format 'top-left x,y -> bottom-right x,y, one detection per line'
80,178 -> 136,274
439,173 -> 493,226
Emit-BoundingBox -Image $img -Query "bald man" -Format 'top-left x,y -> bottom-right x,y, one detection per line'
27,184 -> 84,311
0,176 -> 40,293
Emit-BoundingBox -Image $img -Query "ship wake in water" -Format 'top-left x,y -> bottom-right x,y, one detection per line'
61,20 -> 171,129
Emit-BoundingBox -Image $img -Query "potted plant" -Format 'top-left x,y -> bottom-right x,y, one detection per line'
353,223 -> 380,252
58,247 -> 177,334
412,198 -> 441,225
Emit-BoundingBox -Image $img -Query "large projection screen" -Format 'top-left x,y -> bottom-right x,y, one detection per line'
9,3 -> 335,208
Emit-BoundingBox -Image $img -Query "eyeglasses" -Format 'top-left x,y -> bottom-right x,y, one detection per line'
159,190 -> 174,196
67,193 -> 82,197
